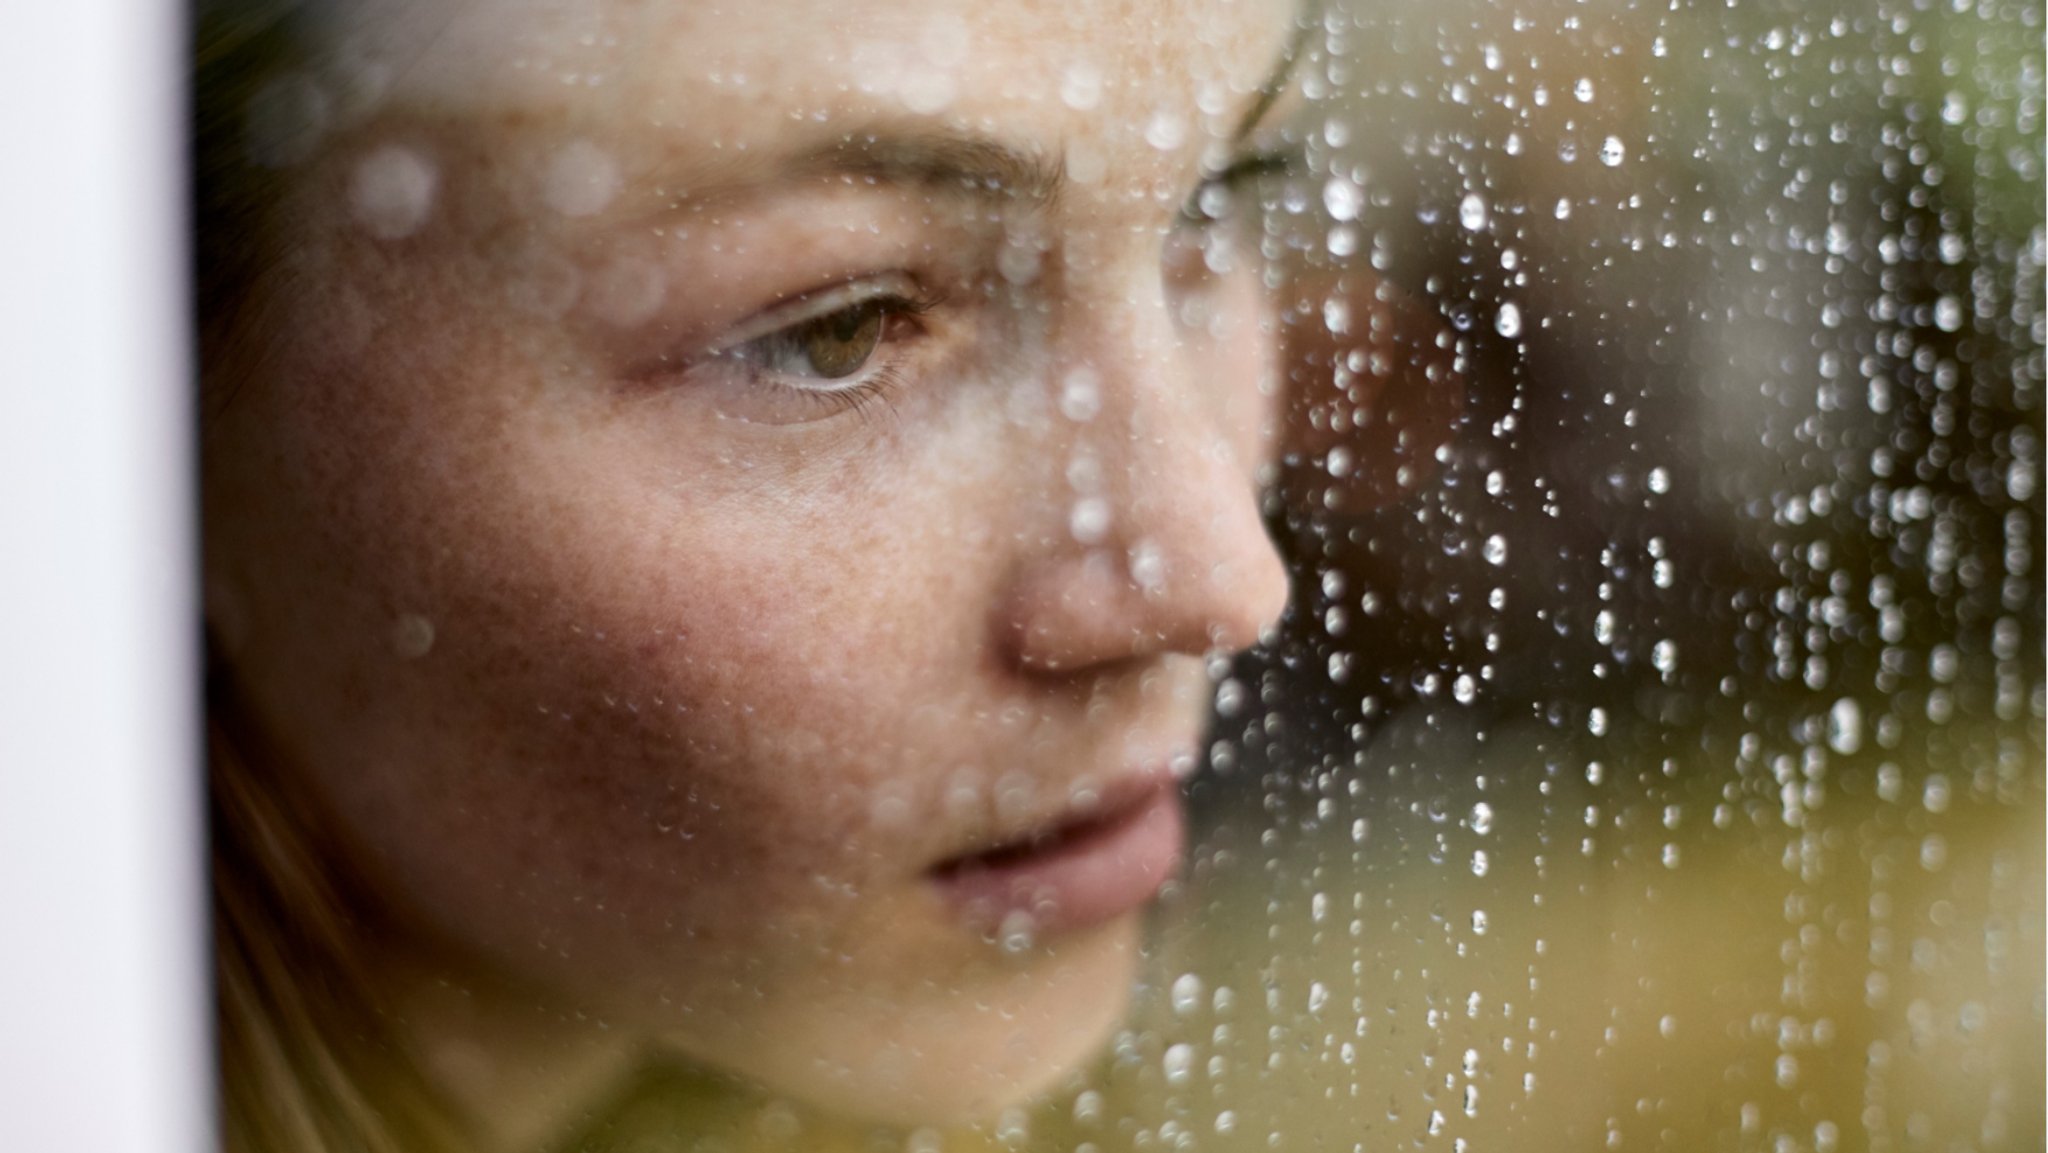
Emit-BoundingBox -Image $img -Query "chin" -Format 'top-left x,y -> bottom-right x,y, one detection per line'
692,914 -> 1144,1127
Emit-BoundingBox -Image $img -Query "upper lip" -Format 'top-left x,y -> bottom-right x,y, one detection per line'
926,767 -> 1179,876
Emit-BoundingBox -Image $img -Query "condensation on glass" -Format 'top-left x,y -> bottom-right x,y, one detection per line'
197,0 -> 2043,1150
1144,2 -> 2044,1151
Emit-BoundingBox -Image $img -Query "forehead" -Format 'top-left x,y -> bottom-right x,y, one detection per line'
329,0 -> 1295,142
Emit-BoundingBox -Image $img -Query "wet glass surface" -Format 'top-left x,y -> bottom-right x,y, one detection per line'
195,0 -> 2042,1149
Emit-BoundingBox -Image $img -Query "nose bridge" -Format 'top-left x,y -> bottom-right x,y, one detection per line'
1002,269 -> 1289,672
1071,272 -> 1243,554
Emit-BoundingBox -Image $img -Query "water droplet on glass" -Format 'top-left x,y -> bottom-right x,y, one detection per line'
1652,639 -> 1678,673
1059,62 -> 1103,110
1458,191 -> 1488,232
391,613 -> 435,659
1059,367 -> 1101,422
1921,834 -> 1949,872
1598,136 -> 1626,167
1163,1043 -> 1194,1085
997,909 -> 1036,954
1482,534 -> 1508,565
1495,302 -> 1523,338
1073,1090 -> 1104,1126
1934,294 -> 1964,332
1128,541 -> 1166,593
542,139 -> 622,218
349,145 -> 438,240
1144,109 -> 1187,151
1069,497 -> 1110,545
1170,972 -> 1204,1016
1827,697 -> 1863,754
1213,677 -> 1246,718
1324,176 -> 1363,223
1922,774 -> 1951,814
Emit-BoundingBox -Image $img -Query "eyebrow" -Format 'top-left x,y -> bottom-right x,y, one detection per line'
638,28 -> 1309,216
796,131 -> 1067,207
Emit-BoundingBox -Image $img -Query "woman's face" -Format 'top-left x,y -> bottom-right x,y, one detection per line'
204,0 -> 1295,1124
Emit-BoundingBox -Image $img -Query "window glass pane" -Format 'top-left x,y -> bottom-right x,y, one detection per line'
194,0 -> 2042,1150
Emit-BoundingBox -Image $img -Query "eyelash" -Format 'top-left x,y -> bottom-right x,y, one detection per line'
1179,147 -> 1304,228
708,287 -> 942,423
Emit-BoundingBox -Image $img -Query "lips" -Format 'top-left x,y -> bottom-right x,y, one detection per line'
927,775 -> 1186,937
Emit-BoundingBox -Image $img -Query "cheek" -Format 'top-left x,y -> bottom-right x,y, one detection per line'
281,384 -> 1018,995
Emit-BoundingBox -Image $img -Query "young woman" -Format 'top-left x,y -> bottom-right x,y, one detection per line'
197,0 -> 1304,1147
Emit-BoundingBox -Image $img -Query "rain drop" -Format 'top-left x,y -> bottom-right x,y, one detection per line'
1458,192 -> 1488,232
349,145 -> 437,240
1827,698 -> 1863,755
1059,62 -> 1103,110
390,613 -> 435,659
1143,109 -> 1187,151
542,139 -> 622,218
1163,1043 -> 1194,1085
1069,498 -> 1110,545
1324,176 -> 1363,223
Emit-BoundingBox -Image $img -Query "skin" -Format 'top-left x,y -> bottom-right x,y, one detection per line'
203,0 -> 1297,1136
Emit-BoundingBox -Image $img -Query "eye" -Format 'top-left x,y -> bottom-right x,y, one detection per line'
710,280 -> 935,389
754,298 -> 888,380
664,277 -> 943,427
1178,147 -> 1303,229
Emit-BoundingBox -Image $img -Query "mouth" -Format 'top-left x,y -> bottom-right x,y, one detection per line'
927,775 -> 1186,938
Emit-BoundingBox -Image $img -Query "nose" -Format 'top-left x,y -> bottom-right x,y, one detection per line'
1000,285 -> 1292,675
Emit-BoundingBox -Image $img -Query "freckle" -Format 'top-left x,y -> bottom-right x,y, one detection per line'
391,613 -> 436,659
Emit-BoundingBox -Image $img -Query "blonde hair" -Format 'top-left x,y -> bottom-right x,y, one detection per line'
209,693 -> 465,1152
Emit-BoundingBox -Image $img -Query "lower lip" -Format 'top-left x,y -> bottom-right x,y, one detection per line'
929,782 -> 1186,937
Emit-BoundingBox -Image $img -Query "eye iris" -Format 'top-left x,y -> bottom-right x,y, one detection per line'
801,304 -> 884,379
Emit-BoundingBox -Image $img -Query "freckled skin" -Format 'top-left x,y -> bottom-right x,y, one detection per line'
204,0 -> 1295,1128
